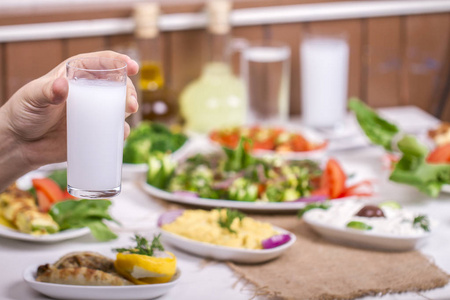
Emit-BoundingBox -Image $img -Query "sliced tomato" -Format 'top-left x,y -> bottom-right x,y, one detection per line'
32,178 -> 65,203
427,144 -> 450,163
252,139 -> 275,150
36,189 -> 52,213
63,190 -> 78,200
290,134 -> 310,152
311,187 -> 329,197
322,158 -> 347,199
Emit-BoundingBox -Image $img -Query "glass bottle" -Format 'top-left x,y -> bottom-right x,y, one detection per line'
134,3 -> 177,124
179,0 -> 247,133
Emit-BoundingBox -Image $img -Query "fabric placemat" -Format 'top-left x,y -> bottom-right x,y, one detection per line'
228,214 -> 449,300
149,193 -> 449,299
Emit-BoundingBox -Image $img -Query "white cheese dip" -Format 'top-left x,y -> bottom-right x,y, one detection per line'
305,200 -> 429,236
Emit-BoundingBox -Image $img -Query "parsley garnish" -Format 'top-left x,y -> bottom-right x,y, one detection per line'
218,209 -> 246,234
114,234 -> 164,256
413,215 -> 430,232
297,202 -> 330,218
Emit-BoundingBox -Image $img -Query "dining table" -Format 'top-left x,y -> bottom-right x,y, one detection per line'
0,106 -> 449,300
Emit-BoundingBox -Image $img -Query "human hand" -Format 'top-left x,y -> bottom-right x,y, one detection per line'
0,50 -> 139,169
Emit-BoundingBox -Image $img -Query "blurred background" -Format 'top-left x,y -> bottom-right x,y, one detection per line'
0,0 -> 448,122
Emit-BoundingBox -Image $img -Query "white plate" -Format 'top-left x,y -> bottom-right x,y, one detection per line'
23,264 -> 181,300
0,225 -> 90,243
303,213 -> 430,251
160,226 -> 296,263
142,182 -> 355,212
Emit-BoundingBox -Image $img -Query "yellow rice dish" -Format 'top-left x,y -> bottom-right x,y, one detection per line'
161,209 -> 278,250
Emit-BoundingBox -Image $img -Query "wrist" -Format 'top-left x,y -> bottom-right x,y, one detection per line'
0,107 -> 35,191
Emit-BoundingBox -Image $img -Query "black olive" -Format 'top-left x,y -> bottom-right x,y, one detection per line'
355,205 -> 385,218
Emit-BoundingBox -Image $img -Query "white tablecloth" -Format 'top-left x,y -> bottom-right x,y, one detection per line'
1,107 -> 449,300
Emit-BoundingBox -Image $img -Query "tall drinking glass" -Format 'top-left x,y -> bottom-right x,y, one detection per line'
301,34 -> 349,129
66,57 -> 127,198
241,40 -> 291,124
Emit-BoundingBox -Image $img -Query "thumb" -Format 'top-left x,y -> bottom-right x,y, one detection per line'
49,77 -> 69,105
35,77 -> 68,106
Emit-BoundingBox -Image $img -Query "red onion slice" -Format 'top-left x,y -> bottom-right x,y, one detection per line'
157,210 -> 185,227
293,195 -> 328,203
262,234 -> 292,249
173,191 -> 199,198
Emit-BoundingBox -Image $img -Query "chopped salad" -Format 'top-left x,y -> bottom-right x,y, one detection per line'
209,126 -> 327,153
146,138 -> 372,203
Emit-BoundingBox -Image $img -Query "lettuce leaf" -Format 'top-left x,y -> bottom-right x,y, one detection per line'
49,199 -> 118,241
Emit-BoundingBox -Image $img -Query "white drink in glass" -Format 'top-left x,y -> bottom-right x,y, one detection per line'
67,79 -> 126,196
301,36 -> 349,128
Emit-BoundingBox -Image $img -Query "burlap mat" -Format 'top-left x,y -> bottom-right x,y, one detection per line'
229,214 -> 449,300
148,192 -> 449,300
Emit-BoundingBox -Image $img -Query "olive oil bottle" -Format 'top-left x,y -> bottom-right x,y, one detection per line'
179,0 -> 247,133
134,3 -> 177,124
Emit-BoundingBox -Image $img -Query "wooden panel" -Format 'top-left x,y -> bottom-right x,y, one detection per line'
231,25 -> 266,76
269,23 -> 303,115
304,19 -> 363,101
169,29 -> 205,94
0,44 -> 4,106
403,13 -> 450,112
365,17 -> 402,107
5,40 -> 64,98
65,37 -> 106,58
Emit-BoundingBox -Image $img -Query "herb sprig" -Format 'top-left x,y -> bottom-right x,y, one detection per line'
218,209 -> 246,234
413,215 -> 430,232
298,202 -> 331,218
114,234 -> 164,257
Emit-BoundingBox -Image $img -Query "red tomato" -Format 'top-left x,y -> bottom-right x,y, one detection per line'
322,158 -> 346,199
311,187 -> 329,197
36,190 -> 52,213
252,139 -> 275,150
427,144 -> 450,163
290,134 -> 310,152
32,178 -> 65,203
63,190 -> 78,200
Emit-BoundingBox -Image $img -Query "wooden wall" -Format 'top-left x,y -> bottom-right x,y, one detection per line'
0,1 -> 449,120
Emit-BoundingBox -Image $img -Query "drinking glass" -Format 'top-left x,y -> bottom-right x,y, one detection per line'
66,57 -> 127,198
300,34 -> 349,129
241,40 -> 291,124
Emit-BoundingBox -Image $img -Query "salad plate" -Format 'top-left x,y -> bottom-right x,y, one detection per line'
209,125 -> 328,161
142,182 -> 354,212
302,200 -> 431,251
0,225 -> 90,243
23,264 -> 181,300
159,226 -> 295,264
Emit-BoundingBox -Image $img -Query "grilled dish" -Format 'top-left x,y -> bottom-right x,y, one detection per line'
0,185 -> 59,235
36,252 -> 132,286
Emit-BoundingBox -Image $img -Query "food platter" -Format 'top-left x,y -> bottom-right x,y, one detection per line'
159,226 -> 296,263
23,264 -> 181,300
142,182 -> 355,212
0,225 -> 90,243
303,215 -> 430,251
302,200 -> 432,251
210,125 -> 328,161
